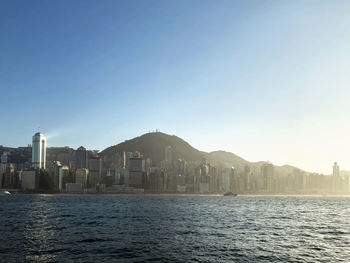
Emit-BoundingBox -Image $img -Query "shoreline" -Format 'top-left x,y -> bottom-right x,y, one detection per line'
3,189 -> 350,197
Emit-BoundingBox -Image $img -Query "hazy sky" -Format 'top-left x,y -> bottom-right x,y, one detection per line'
1,0 -> 350,174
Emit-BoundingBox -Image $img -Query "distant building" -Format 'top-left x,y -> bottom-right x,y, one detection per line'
21,170 -> 37,190
1,152 -> 9,164
47,161 -> 68,190
60,166 -> 69,190
148,167 -> 164,192
211,166 -> 220,193
333,162 -> 340,177
293,168 -> 306,193
261,163 -> 274,192
47,161 -> 61,190
2,164 -> 15,188
175,159 -> 186,192
76,146 -> 88,169
32,132 -> 46,169
123,152 -> 134,170
165,146 -> 172,165
333,162 -> 340,193
76,168 -> 88,186
88,156 -> 102,186
0,152 -> 9,188
197,163 -> 210,193
244,165 -> 251,192
221,168 -> 231,192
128,153 -> 145,188
114,168 -> 123,185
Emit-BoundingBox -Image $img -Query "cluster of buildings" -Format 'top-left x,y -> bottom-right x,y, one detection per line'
1,132 -> 350,195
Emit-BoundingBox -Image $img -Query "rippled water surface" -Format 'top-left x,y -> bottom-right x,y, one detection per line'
1,195 -> 350,262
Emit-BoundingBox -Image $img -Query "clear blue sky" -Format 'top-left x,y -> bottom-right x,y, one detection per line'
1,0 -> 350,173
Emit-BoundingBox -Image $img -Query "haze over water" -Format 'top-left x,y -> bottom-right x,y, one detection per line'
1,195 -> 350,262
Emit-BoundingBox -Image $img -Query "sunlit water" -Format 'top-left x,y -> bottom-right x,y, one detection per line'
1,195 -> 350,262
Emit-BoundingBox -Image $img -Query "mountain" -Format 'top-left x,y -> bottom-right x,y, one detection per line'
101,132 -> 257,171
101,132 -> 308,175
205,151 -> 250,169
101,132 -> 205,168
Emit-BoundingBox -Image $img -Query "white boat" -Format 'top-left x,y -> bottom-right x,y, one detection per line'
0,190 -> 11,196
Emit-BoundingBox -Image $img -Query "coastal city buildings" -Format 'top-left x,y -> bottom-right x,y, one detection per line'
1,131 -> 350,195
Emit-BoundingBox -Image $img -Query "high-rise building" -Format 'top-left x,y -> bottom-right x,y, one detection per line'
0,152 -> 9,188
21,171 -> 37,190
165,146 -> 172,164
333,162 -> 340,177
148,167 -> 164,192
244,165 -> 252,192
123,152 -> 134,169
88,156 -> 102,186
76,146 -> 88,169
175,159 -> 186,176
333,162 -> 340,193
76,168 -> 88,186
128,152 -> 145,188
175,159 -> 186,192
47,161 -> 66,190
261,163 -> 274,192
32,132 -> 46,169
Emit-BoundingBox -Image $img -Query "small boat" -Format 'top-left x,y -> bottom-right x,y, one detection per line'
223,192 -> 237,196
0,190 -> 11,196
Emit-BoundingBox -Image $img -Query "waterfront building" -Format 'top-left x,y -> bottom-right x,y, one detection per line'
221,168 -> 231,192
128,152 -> 145,188
76,146 -> 88,169
2,164 -> 15,188
229,167 -> 236,192
333,162 -> 340,177
123,152 -> 134,169
88,156 -> 102,186
197,163 -> 210,193
76,168 -> 88,186
293,168 -> 306,193
47,161 -> 63,190
32,132 -> 46,169
261,163 -> 274,192
148,167 -> 164,192
333,162 -> 340,193
165,146 -> 172,165
175,159 -> 186,192
114,168 -> 124,185
0,152 -> 9,188
244,165 -> 252,192
209,166 -> 219,193
21,170 -> 37,190
1,151 -> 9,164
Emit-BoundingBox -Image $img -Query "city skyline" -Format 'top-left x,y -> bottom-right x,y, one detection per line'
2,130 -> 349,195
1,130 -> 348,177
2,0 -> 350,174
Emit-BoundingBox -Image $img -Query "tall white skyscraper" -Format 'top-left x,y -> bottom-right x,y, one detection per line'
32,132 -> 47,169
